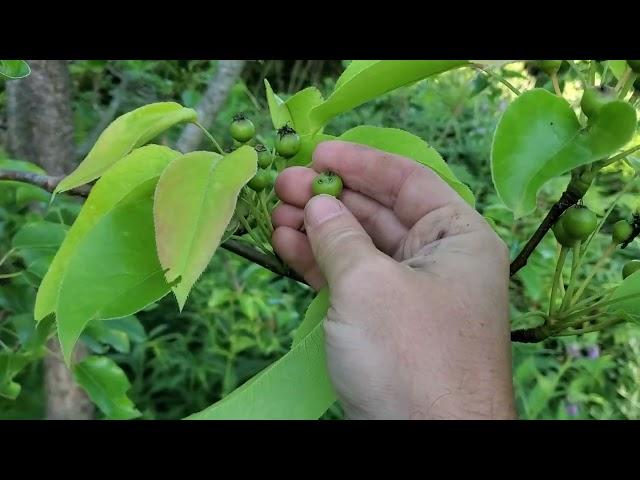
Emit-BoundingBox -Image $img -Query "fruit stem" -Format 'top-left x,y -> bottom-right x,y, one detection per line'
597,144 -> 640,169
551,73 -> 562,96
549,247 -> 568,317
615,66 -> 632,94
474,65 -> 521,96
559,242 -> 582,312
571,243 -> 616,305
553,317 -> 622,337
195,122 -> 224,155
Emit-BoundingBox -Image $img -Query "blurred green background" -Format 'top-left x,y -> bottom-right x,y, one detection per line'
1,60 -> 639,420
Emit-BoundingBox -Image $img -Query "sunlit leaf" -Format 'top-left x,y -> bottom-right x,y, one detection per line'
56,180 -> 171,364
0,60 -> 30,79
338,126 -> 475,206
264,79 -> 292,130
35,145 -> 180,321
308,60 -> 469,132
55,103 -> 196,194
491,89 -> 636,218
154,146 -> 257,309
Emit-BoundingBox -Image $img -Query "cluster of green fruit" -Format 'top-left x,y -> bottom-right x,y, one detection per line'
553,206 -> 640,280
229,113 -> 302,192
229,113 -> 344,198
552,206 -> 598,247
580,61 -> 640,120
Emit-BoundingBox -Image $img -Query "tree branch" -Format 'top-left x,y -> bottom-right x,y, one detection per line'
0,169 -> 307,285
0,169 -> 90,197
176,60 -> 247,153
510,187 -> 583,277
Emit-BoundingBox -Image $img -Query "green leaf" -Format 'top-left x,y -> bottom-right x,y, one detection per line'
338,126 -> 475,206
12,221 -> 68,265
308,60 -> 469,132
608,60 -> 628,80
104,316 -> 146,343
0,159 -> 48,204
154,146 -> 257,310
56,180 -> 171,365
0,353 -> 31,400
83,322 -> 131,354
608,270 -> 640,314
491,89 -> 637,218
54,103 -> 197,194
187,291 -> 333,419
0,60 -> 31,79
73,356 -> 141,420
285,87 -> 325,135
264,79 -> 292,130
0,158 -> 45,174
35,145 -> 180,321
291,288 -> 328,346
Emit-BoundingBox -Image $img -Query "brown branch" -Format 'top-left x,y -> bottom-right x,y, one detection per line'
0,169 -> 307,285
221,239 -> 305,284
509,188 -> 583,277
510,326 -> 550,343
0,169 -> 91,197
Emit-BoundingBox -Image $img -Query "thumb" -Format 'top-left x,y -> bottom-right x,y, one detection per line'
304,194 -> 381,285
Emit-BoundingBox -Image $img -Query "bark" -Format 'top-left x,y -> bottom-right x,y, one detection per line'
176,60 -> 246,153
6,60 -> 93,419
6,60 -> 75,175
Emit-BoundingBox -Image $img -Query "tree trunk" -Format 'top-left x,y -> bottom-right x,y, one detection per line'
6,60 -> 76,175
176,60 -> 246,153
6,59 -> 93,419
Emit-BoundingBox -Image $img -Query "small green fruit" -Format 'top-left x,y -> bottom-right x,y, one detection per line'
563,206 -> 598,241
275,126 -> 301,159
612,220 -> 634,245
230,113 -> 255,143
540,60 -> 563,76
247,169 -> 270,192
580,86 -> 617,119
312,171 -> 343,197
553,218 -> 577,247
255,144 -> 274,169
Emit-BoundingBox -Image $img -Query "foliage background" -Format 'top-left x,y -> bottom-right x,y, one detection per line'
1,60 -> 640,419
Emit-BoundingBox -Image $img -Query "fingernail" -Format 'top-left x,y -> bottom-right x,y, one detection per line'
305,195 -> 343,228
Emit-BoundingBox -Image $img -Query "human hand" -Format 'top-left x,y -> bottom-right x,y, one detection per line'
271,141 -> 516,420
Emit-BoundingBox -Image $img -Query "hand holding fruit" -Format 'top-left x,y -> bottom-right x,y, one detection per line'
271,141 -> 516,419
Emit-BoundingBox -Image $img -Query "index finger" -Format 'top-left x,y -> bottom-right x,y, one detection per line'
312,140 -> 465,227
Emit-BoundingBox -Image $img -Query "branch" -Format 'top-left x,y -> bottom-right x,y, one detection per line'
176,60 -> 247,153
0,169 -> 307,285
510,326 -> 549,343
221,239 -> 305,284
0,169 -> 90,197
510,187 -> 583,277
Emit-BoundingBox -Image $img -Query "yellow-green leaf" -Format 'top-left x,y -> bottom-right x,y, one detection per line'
35,145 -> 180,321
55,103 -> 196,194
57,179 -> 170,364
338,126 -> 475,206
154,146 -> 257,309
308,60 -> 469,132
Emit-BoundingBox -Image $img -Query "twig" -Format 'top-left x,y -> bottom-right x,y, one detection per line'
0,170 -> 90,197
510,187 -> 583,276
0,169 -> 307,285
